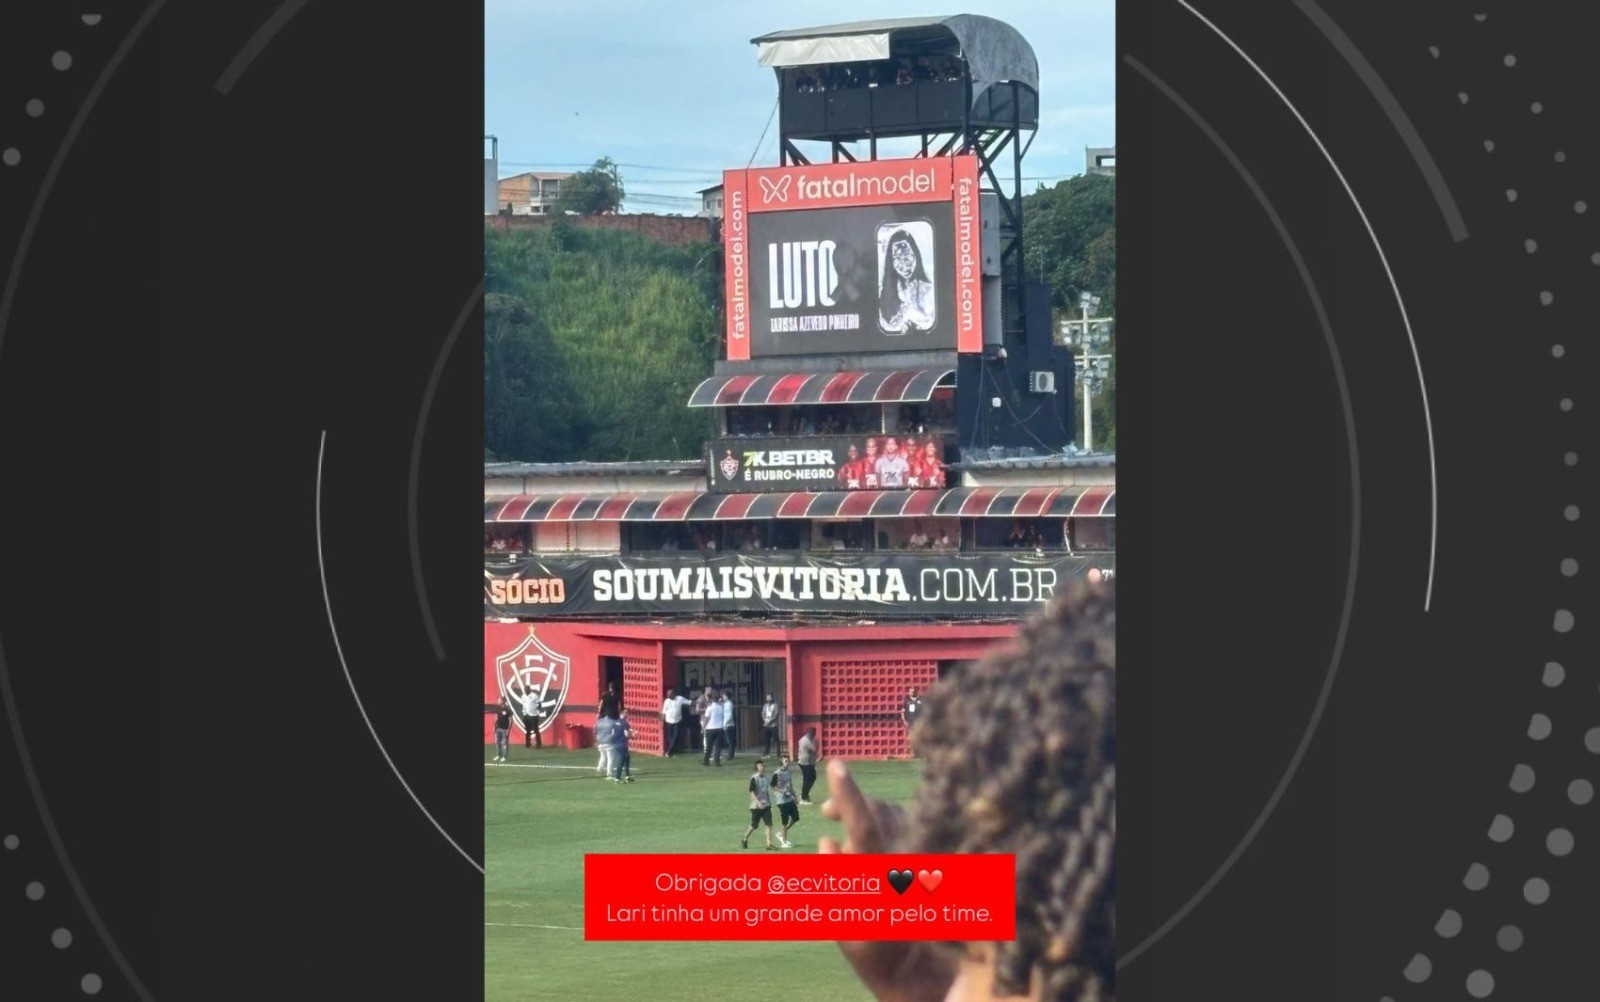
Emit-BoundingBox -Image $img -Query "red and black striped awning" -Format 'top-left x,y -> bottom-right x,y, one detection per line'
687,368 -> 955,408
485,486 -> 1115,523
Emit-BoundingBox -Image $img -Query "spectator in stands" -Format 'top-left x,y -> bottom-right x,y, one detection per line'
489,534 -> 508,552
820,580 -> 1116,1002
1005,521 -> 1031,548
896,62 -> 914,85
744,526 -> 763,551
907,523 -> 930,549
934,527 -> 955,550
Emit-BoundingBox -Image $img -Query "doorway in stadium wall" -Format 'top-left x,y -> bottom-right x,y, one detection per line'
676,658 -> 786,755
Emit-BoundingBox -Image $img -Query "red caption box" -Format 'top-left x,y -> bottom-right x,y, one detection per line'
584,853 -> 1015,941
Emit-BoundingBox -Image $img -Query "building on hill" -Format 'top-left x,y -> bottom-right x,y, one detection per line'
495,171 -> 573,215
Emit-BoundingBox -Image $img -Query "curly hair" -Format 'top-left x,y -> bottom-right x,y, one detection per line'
902,579 -> 1115,1001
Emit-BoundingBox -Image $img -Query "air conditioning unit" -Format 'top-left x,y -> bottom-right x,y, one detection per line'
1028,371 -> 1056,394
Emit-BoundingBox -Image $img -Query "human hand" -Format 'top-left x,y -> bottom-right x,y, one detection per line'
818,759 -> 955,1002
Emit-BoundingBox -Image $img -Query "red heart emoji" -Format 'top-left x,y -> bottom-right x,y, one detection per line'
917,869 -> 943,893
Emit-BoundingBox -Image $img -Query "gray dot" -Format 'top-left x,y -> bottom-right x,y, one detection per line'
1531,101 -> 1544,114
1506,189 -> 1518,202
1484,140 -> 1496,152
1555,151 -> 1567,162
1565,505 -> 1579,521
1524,877 -> 1550,904
1541,291 -> 1555,305
1579,201 -> 1590,214
1592,253 -> 1599,265
1547,828 -> 1574,856
1553,344 -> 1565,357
1497,925 -> 1523,951
1529,713 -> 1553,740
25,881 -> 45,901
1525,239 -> 1538,253
1510,763 -> 1536,792
1404,953 -> 1433,982
52,51 -> 73,71
82,973 -> 102,995
1504,54 -> 1517,66
83,14 -> 103,26
1554,610 -> 1574,633
1569,779 -> 1593,805
25,99 -> 44,117
1561,559 -> 1578,577
1565,452 -> 1578,466
1560,398 -> 1573,411
1467,970 -> 1496,998
52,928 -> 72,949
1458,92 -> 1470,105
1544,662 -> 1566,686
2,834 -> 16,850
1429,46 -> 1441,58
1475,13 -> 1488,22
1585,727 -> 1600,752
2,148 -> 19,167
1436,908 -> 1464,937
1488,814 -> 1515,842
1465,862 -> 1491,890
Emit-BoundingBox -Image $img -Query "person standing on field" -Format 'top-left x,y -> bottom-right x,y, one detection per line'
796,726 -> 819,804
741,759 -> 776,850
493,698 -> 513,763
702,687 -> 727,766
761,693 -> 781,755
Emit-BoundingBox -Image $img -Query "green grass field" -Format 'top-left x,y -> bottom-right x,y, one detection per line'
485,743 -> 922,1001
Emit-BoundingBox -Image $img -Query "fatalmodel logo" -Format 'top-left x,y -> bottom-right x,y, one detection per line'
495,627 -> 569,735
759,175 -> 792,204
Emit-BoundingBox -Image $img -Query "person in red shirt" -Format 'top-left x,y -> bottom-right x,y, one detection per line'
860,437 -> 881,490
838,443 -> 864,490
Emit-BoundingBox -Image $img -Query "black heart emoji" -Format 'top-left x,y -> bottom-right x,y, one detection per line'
887,868 -> 914,894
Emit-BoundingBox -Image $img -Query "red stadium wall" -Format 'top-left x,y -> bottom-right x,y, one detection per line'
485,620 -> 1015,759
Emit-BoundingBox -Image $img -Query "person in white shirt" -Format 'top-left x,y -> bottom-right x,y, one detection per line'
761,693 -> 781,755
907,522 -> 929,549
701,687 -> 727,766
720,693 -> 737,760
661,687 -> 690,757
520,688 -> 543,749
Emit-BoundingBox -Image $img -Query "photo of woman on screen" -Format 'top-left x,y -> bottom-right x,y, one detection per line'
877,224 -> 936,334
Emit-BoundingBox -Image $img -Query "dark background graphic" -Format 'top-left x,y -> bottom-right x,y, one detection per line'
1118,1 -> 1596,999
749,201 -> 955,356
0,1 -> 1593,1000
1,2 -> 483,998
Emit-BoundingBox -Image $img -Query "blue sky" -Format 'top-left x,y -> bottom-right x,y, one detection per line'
485,1 -> 1114,214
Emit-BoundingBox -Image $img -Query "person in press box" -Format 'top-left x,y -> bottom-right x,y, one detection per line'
878,228 -> 935,334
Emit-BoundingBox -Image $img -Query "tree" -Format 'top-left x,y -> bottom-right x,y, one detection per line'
483,292 -> 586,462
551,156 -> 626,216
